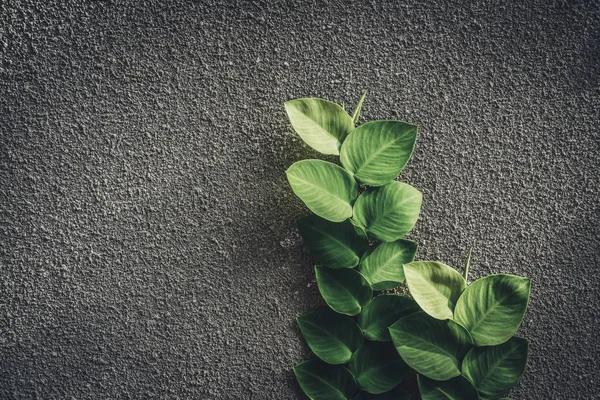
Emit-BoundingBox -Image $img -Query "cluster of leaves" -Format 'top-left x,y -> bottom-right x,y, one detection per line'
285,93 -> 531,400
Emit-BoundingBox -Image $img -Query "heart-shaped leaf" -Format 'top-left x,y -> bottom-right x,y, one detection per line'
358,239 -> 418,291
287,160 -> 358,222
389,311 -> 473,381
358,295 -> 420,341
404,261 -> 467,320
418,375 -> 479,400
298,215 -> 368,269
294,359 -> 358,400
454,274 -> 531,346
315,266 -> 372,316
285,98 -> 354,155
462,336 -> 529,399
297,309 -> 364,364
352,182 -> 422,242
349,341 -> 409,394
340,120 -> 417,186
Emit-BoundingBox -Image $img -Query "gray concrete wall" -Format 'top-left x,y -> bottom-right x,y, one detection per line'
1,1 -> 598,399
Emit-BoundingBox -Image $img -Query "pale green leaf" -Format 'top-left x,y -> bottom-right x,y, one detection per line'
285,98 -> 354,155
349,341 -> 409,395
358,239 -> 418,291
315,266 -> 372,316
352,181 -> 422,242
340,120 -> 417,186
462,337 -> 529,399
287,160 -> 358,222
389,311 -> 473,381
351,90 -> 367,125
418,375 -> 479,400
358,295 -> 419,341
454,274 -> 531,346
294,359 -> 357,400
298,215 -> 368,269
297,309 -> 364,365
404,261 -> 467,320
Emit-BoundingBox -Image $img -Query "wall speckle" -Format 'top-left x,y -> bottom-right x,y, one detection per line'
1,1 -> 598,399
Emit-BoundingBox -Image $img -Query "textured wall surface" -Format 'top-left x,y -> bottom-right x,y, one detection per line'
1,1 -> 598,399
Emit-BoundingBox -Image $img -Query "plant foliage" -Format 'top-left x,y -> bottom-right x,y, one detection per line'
284,94 -> 531,399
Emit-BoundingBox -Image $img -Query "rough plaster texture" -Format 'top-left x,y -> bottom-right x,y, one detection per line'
0,0 -> 598,399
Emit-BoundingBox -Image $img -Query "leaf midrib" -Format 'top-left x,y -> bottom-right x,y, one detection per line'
395,330 -> 459,363
302,319 -> 353,356
299,368 -> 347,398
474,345 -> 520,387
467,288 -> 520,333
353,127 -> 412,177
307,224 -> 356,258
291,104 -> 340,143
289,174 -> 351,210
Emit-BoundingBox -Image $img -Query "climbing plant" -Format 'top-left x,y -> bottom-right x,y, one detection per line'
284,93 -> 531,400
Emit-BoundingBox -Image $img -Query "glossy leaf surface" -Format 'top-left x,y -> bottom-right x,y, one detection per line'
285,98 -> 354,155
389,311 -> 472,381
298,215 -> 368,269
358,295 -> 419,342
294,359 -> 357,400
315,266 -> 372,316
297,309 -> 363,364
352,182 -> 422,242
352,388 -> 410,400
359,239 -> 418,291
454,275 -> 531,346
418,375 -> 479,400
287,160 -> 358,222
349,342 -> 409,394
340,120 -> 418,186
462,337 -> 529,399
404,261 -> 466,320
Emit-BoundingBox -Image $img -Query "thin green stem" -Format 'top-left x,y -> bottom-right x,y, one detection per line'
463,247 -> 473,281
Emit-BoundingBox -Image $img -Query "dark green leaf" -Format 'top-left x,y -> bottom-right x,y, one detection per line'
287,160 -> 358,222
298,215 -> 368,269
358,295 -> 419,341
294,359 -> 358,400
297,309 -> 364,364
340,120 -> 417,186
285,98 -> 354,155
349,342 -> 410,394
352,387 -> 411,400
358,239 -> 418,291
418,375 -> 479,400
315,266 -> 372,316
352,182 -> 422,242
454,274 -> 531,346
403,261 -> 466,320
462,337 -> 529,399
389,311 -> 473,381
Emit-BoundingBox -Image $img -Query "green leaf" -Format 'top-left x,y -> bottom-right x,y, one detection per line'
287,160 -> 358,222
404,261 -> 467,320
462,337 -> 529,399
352,181 -> 422,242
285,98 -> 355,155
294,359 -> 358,400
454,274 -> 531,346
297,309 -> 364,364
358,295 -> 419,341
358,239 -> 418,291
351,90 -> 367,125
298,215 -> 368,269
315,266 -> 372,316
340,120 -> 417,186
389,311 -> 473,381
418,375 -> 479,400
349,342 -> 409,394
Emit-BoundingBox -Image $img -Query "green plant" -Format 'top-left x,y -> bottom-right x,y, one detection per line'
285,93 -> 531,400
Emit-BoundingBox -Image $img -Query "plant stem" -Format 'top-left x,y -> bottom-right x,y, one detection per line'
463,247 -> 473,281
